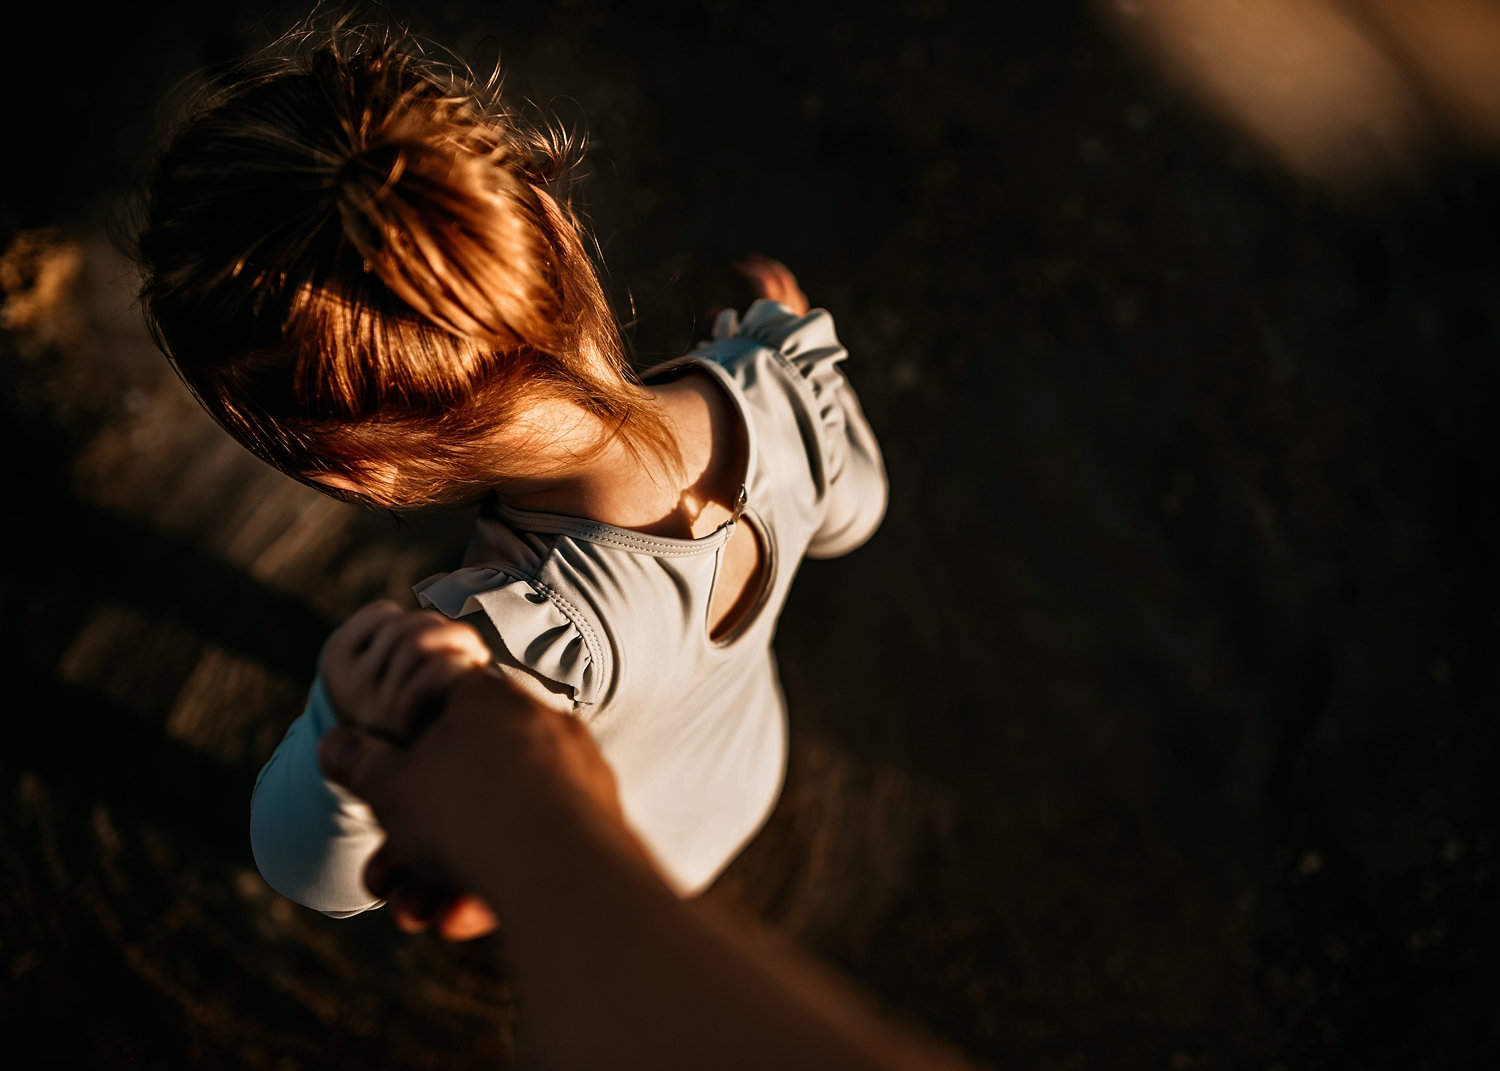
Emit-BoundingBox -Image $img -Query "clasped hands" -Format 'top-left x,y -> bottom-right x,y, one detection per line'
315,600 -> 629,940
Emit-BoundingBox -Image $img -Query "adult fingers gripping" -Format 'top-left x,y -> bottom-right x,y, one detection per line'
433,894 -> 500,942
324,719 -> 501,940
365,849 -> 438,933
319,722 -> 451,886
387,884 -> 438,934
363,842 -> 402,901
386,884 -> 500,941
381,882 -> 499,941
319,721 -> 404,809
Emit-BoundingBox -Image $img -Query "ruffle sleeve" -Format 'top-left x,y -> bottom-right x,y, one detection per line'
413,567 -> 605,705
249,677 -> 386,917
706,299 -> 888,558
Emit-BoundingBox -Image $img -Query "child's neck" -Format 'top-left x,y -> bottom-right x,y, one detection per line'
493,370 -> 745,540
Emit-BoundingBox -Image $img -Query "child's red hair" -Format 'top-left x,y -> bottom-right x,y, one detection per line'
135,17 -> 677,508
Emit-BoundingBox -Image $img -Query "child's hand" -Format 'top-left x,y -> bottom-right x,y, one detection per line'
321,602 -> 501,940
732,253 -> 810,316
319,667 -> 652,943
322,600 -> 493,745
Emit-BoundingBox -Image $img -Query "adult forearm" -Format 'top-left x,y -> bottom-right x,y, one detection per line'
471,786 -> 963,1071
321,672 -> 974,1071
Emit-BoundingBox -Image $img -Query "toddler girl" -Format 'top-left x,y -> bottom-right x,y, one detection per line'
134,19 -> 886,918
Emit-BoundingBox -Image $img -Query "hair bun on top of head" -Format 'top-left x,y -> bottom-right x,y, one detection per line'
134,15 -> 681,508
308,45 -> 571,354
330,134 -> 562,350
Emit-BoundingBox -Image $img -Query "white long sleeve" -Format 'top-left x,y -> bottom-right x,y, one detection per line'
249,678 -> 385,917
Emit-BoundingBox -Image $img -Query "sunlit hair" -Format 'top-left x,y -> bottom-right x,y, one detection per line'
134,16 -> 678,509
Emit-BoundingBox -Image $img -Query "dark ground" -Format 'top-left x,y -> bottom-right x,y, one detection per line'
3,1 -> 1498,1068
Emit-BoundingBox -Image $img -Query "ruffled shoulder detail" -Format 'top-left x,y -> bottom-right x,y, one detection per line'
412,567 -> 606,705
704,298 -> 853,484
709,298 -> 842,354
699,298 -> 887,558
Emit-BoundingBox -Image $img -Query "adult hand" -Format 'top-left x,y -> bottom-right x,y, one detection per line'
733,253 -> 811,316
321,601 -> 499,938
363,843 -> 501,941
318,655 -> 650,938
317,611 -> 978,1071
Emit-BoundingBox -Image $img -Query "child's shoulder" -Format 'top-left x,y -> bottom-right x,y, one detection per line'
682,300 -> 852,420
684,300 -> 856,452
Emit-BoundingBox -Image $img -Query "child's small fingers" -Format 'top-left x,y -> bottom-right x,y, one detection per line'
360,609 -> 444,686
385,659 -> 477,740
442,620 -> 492,665
376,625 -> 490,731
378,617 -> 477,699
355,615 -> 408,686
407,615 -> 488,666
326,600 -> 404,665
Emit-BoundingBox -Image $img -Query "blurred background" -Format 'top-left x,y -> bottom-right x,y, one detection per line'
3,0 -> 1498,1067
